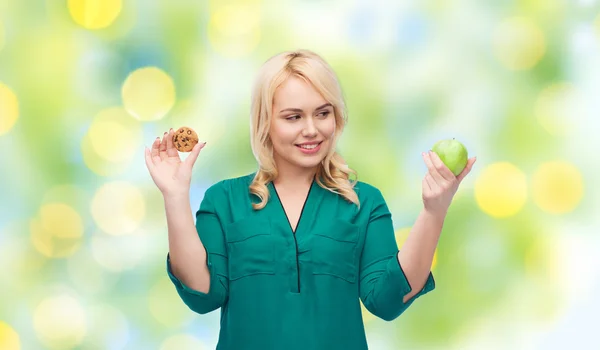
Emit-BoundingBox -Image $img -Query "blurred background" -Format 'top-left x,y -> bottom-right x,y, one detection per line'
1,0 -> 599,349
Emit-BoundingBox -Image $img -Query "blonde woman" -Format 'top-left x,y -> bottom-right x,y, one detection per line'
144,49 -> 476,349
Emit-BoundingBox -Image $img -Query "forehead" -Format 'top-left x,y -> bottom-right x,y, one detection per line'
273,76 -> 326,108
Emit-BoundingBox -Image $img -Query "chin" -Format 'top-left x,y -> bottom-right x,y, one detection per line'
293,158 -> 323,169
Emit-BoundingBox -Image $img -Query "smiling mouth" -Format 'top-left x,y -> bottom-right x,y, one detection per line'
295,141 -> 322,150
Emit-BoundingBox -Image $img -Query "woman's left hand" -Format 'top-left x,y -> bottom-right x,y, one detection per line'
421,150 -> 477,218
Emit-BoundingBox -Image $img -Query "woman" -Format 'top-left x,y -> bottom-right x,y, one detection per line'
144,49 -> 476,349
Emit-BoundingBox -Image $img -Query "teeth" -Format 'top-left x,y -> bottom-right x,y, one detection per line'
299,143 -> 318,149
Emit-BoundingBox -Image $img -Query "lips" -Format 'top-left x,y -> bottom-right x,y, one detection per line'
295,141 -> 322,149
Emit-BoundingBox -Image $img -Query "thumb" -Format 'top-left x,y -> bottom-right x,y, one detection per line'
184,141 -> 206,169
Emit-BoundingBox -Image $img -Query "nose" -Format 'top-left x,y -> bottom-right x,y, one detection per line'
302,117 -> 318,137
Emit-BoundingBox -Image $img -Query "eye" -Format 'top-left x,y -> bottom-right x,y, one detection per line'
317,111 -> 331,118
286,115 -> 300,121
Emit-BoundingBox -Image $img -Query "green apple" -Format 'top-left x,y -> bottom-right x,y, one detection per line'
431,138 -> 468,176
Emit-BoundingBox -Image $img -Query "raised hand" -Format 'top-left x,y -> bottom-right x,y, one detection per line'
421,150 -> 476,218
144,128 -> 206,197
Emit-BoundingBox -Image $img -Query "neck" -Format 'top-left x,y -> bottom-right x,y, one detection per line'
272,164 -> 317,190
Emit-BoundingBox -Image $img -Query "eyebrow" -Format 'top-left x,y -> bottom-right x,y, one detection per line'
279,103 -> 333,113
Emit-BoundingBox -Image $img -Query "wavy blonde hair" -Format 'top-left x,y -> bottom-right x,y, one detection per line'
248,49 -> 359,210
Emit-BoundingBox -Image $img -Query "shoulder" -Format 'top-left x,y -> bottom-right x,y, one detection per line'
353,180 -> 386,203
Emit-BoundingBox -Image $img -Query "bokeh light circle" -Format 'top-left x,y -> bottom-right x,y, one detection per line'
493,17 -> 546,70
33,295 -> 87,349
207,4 -> 261,58
532,161 -> 584,214
81,133 -> 130,177
91,181 -> 145,235
0,82 -> 19,135
87,107 -> 143,163
121,67 -> 176,121
0,322 -> 20,350
68,0 -> 122,29
30,203 -> 84,258
474,162 -> 528,218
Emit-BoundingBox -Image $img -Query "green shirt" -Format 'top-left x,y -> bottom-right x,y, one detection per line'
167,172 -> 435,349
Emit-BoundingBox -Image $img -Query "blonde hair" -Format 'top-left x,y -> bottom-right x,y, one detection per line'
248,49 -> 359,210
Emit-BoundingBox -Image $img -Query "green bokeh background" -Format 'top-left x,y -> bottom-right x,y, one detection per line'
1,0 -> 599,349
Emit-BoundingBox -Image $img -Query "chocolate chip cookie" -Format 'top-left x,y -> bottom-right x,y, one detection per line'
173,126 -> 199,152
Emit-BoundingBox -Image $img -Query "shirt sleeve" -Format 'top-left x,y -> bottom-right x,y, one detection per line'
166,183 -> 229,314
358,188 -> 435,322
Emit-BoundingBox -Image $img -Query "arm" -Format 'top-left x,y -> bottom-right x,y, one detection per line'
395,150 -> 476,301
359,189 -> 435,322
165,193 -> 210,292
398,208 -> 444,303
166,184 -> 229,314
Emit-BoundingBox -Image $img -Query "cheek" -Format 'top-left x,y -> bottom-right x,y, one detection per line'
322,119 -> 336,138
270,124 -> 295,146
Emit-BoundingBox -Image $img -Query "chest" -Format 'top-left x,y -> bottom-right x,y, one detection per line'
223,198 -> 364,285
275,191 -> 310,233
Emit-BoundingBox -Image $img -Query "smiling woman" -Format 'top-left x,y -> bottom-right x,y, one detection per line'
281,103 -> 332,151
270,78 -> 336,174
248,50 -> 358,212
143,49 -> 461,350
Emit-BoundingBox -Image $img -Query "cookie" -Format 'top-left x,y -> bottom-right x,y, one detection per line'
173,126 -> 199,152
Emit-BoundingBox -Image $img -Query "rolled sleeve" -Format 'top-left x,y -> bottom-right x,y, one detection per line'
390,252 -> 435,304
166,183 -> 229,314
359,188 -> 436,322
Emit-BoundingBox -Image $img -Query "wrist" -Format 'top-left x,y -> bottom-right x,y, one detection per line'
163,191 -> 190,203
422,207 -> 446,227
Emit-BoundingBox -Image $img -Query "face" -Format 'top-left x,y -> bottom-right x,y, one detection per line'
269,75 -> 336,174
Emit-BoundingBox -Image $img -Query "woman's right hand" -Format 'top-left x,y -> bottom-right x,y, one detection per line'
144,128 -> 206,197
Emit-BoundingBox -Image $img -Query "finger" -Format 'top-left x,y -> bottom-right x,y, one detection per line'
166,128 -> 179,159
422,152 -> 446,185
427,172 -> 438,190
159,131 -> 168,160
144,146 -> 155,171
151,137 -> 161,164
457,157 -> 477,182
429,151 -> 456,182
422,173 -> 433,192
184,141 -> 206,169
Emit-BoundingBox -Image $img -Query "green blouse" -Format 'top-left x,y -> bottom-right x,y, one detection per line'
167,172 -> 435,349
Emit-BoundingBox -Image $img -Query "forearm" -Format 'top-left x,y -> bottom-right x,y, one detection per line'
164,194 -> 211,293
398,208 -> 444,302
